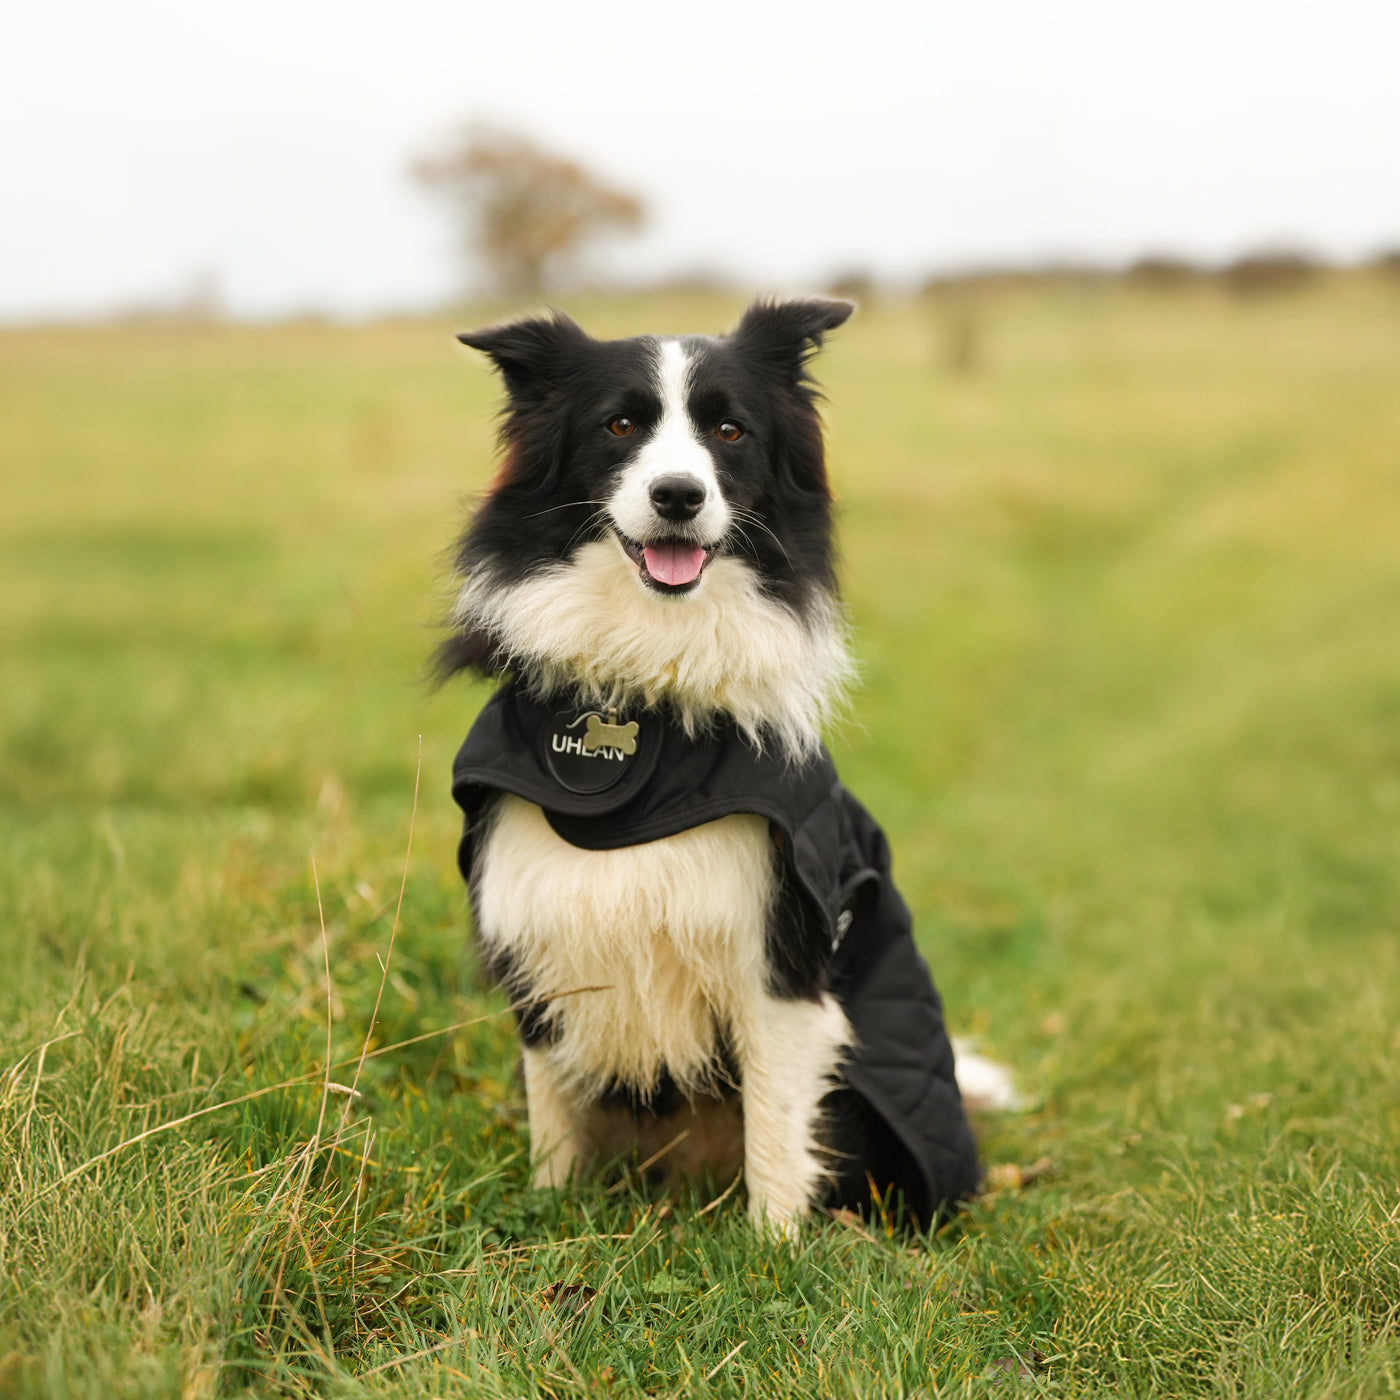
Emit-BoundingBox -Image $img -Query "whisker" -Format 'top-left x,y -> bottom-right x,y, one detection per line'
523,499 -> 610,520
563,508 -> 615,555
729,522 -> 759,561
728,508 -> 792,569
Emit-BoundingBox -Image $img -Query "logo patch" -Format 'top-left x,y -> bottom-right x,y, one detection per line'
544,709 -> 642,794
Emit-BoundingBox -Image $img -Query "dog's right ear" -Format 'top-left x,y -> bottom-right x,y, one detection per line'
457,311 -> 587,399
730,297 -> 855,380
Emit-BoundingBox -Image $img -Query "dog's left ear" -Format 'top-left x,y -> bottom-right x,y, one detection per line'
457,311 -> 588,400
730,297 -> 854,377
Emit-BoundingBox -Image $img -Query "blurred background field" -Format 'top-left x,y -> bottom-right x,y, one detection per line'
3,274 -> 1400,1395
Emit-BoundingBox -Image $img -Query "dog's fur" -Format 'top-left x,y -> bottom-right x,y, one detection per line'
443,299 -> 964,1228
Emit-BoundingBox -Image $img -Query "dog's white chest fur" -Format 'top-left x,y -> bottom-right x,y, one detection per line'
473,794 -> 777,1094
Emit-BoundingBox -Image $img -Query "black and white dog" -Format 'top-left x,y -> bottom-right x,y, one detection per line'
442,299 -> 993,1231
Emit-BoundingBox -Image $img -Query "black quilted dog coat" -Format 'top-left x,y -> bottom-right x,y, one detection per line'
452,682 -> 980,1224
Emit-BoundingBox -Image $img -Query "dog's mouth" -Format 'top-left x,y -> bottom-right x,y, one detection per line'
615,532 -> 719,593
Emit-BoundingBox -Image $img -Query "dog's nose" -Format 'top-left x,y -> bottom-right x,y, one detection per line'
649,474 -> 706,522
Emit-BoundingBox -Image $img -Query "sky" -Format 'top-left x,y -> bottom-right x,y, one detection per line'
2,0 -> 1398,320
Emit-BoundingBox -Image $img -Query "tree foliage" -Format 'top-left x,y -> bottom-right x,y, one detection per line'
414,125 -> 645,299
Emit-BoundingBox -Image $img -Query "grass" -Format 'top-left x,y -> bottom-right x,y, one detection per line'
2,275 -> 1400,1396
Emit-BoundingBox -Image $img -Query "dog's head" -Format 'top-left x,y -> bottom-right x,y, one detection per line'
441,299 -> 855,753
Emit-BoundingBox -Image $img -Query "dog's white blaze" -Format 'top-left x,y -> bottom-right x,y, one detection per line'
476,795 -> 852,1223
606,338 -> 732,547
453,541 -> 852,758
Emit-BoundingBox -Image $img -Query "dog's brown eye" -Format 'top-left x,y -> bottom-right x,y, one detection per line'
716,422 -> 743,442
608,417 -> 636,437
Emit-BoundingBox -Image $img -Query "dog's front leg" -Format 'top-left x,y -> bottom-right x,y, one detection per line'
522,1046 -> 583,1188
734,992 -> 851,1231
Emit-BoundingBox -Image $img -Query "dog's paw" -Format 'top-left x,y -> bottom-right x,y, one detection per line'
952,1039 -> 1021,1113
747,1197 -> 803,1241
529,1154 -> 576,1191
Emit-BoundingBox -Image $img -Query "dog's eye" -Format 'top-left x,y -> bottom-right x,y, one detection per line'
716,422 -> 744,442
607,417 -> 636,437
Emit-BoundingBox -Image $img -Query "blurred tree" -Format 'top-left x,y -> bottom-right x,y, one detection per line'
826,269 -> 875,303
1366,247 -> 1400,281
1126,254 -> 1204,290
413,125 -> 645,300
1221,248 -> 1321,298
921,276 -> 984,376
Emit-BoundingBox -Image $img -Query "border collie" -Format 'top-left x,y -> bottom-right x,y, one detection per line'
441,299 -> 986,1231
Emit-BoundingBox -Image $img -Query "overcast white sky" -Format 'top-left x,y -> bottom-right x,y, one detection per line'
3,0 -> 1398,320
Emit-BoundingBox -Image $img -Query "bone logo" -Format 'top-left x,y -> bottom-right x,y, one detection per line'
544,710 -> 641,793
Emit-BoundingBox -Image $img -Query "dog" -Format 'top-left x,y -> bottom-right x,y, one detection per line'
442,298 -> 986,1231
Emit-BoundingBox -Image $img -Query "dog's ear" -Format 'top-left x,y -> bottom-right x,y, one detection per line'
730,297 -> 854,377
457,311 -> 588,399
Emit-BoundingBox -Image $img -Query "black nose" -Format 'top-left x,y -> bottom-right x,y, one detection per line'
649,474 -> 706,522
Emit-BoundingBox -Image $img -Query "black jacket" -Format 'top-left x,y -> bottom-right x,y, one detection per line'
451,682 -> 980,1224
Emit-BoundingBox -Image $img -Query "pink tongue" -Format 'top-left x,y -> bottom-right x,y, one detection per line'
643,541 -> 707,586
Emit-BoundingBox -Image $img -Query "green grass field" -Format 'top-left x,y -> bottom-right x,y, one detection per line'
2,277 -> 1399,1397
